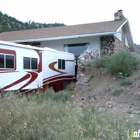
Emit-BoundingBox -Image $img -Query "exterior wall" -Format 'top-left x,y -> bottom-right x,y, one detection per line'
114,28 -> 122,41
114,27 -> 129,52
100,35 -> 115,56
125,35 -> 129,47
100,27 -> 130,56
40,36 -> 101,56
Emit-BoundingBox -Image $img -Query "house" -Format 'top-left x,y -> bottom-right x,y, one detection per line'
0,10 -> 134,57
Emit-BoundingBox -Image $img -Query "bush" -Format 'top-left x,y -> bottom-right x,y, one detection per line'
106,49 -> 140,76
0,96 -> 82,140
79,106 -> 135,139
111,88 -> 123,96
0,94 -> 137,140
120,78 -> 133,86
65,82 -> 76,91
90,56 -> 109,68
26,88 -> 72,103
52,90 -> 72,102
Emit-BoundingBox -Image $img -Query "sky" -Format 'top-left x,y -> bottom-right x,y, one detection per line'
0,0 -> 140,44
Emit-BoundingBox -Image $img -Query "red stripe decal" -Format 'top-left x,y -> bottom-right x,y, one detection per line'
35,50 -> 42,73
49,61 -> 66,74
0,74 -> 30,91
19,72 -> 38,90
43,74 -> 62,82
43,75 -> 75,84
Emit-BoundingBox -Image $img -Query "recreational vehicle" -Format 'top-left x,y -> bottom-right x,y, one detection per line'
0,41 -> 75,93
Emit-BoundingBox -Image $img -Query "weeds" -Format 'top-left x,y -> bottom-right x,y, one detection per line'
65,82 -> 76,91
137,84 -> 140,88
111,88 -> 123,96
120,78 -> 133,86
0,89 -> 138,140
52,90 -> 72,102
29,87 -> 72,103
90,49 -> 140,77
90,56 -> 109,75
0,93 -> 82,140
90,56 -> 109,68
79,106 -> 136,139
106,49 -> 140,76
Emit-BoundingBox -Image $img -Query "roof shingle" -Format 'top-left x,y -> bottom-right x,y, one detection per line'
0,19 -> 126,41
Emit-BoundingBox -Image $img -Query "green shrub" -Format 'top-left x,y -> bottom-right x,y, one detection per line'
0,96 -> 82,140
0,94 -> 137,140
52,90 -> 72,102
79,106 -> 135,139
43,88 -> 72,102
106,49 -> 140,76
120,78 -> 133,86
65,82 -> 76,91
27,88 -> 71,103
111,88 -> 123,96
90,56 -> 110,75
90,56 -> 109,68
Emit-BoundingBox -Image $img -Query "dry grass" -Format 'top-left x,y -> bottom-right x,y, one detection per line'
0,88 -> 138,140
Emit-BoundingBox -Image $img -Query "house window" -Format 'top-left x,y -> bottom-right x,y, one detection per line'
58,59 -> 65,69
23,57 -> 38,70
64,43 -> 89,56
0,54 -> 14,69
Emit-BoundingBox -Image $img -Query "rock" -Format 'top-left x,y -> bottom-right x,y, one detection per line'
133,110 -> 140,115
79,105 -> 84,108
94,97 -> 97,100
77,49 -> 99,84
129,106 -> 133,109
71,95 -> 75,98
127,111 -> 132,114
88,95 -> 92,100
135,121 -> 140,125
107,101 -> 113,108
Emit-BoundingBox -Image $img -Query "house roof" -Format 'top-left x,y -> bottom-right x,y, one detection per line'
0,19 -> 126,42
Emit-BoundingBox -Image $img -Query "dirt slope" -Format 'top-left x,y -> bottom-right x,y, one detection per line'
72,67 -> 140,118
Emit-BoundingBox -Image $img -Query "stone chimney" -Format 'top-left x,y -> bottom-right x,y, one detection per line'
114,10 -> 126,20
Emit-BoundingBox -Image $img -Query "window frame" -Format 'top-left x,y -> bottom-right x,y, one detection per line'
23,57 -> 38,70
58,59 -> 65,70
0,53 -> 15,69
64,43 -> 89,57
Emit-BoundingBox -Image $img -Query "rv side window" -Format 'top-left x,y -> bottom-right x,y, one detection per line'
0,54 -> 4,68
58,59 -> 61,69
0,54 -> 14,69
6,55 -> 14,68
62,59 -> 65,69
23,57 -> 38,70
24,57 -> 30,69
31,58 -> 38,69
58,59 -> 65,69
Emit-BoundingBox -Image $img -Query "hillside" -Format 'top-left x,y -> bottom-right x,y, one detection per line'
0,50 -> 140,139
72,67 -> 140,118
71,50 -> 140,121
0,11 -> 65,32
